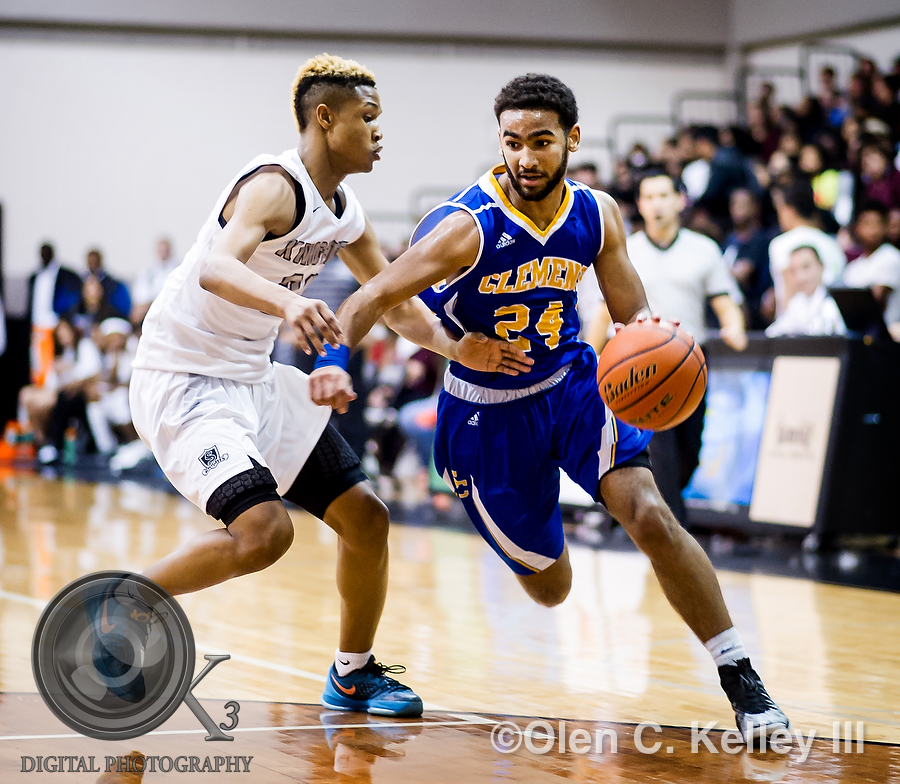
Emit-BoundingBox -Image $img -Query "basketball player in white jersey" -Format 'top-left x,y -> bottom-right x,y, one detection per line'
90,55 -> 532,717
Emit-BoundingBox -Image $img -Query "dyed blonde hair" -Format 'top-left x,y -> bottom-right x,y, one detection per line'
292,53 -> 376,131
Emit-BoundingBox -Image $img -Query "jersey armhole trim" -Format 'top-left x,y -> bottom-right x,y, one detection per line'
217,164 -> 307,240
409,202 -> 486,293
588,187 -> 607,256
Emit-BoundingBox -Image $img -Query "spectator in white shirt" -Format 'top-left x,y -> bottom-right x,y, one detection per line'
842,201 -> 900,325
766,246 -> 846,337
85,317 -> 135,454
19,316 -> 102,462
768,181 -> 846,315
83,317 -> 151,470
130,237 -> 180,327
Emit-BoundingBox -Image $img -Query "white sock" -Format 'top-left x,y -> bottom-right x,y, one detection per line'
704,628 -> 747,668
335,649 -> 373,677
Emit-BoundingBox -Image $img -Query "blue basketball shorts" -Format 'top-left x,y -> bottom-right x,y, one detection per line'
434,345 -> 653,575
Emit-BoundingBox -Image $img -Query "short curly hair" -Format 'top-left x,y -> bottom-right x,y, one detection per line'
494,74 -> 579,133
292,53 -> 376,131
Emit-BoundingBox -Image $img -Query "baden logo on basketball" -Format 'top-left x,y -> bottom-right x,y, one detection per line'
603,363 -> 658,405
596,320 -> 707,432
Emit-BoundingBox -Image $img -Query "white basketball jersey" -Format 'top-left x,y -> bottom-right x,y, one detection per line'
134,149 -> 366,383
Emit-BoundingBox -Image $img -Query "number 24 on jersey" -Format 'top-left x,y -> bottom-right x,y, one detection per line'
494,301 -> 564,352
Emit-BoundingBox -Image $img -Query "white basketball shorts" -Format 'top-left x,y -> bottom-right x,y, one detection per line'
129,363 -> 331,514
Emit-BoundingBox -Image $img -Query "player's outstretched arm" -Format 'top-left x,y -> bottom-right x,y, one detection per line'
198,169 -> 342,355
337,219 -> 533,374
593,192 -> 652,325
310,212 -> 533,412
337,211 -> 479,347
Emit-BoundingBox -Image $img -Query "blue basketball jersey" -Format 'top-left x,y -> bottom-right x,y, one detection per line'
412,165 -> 604,390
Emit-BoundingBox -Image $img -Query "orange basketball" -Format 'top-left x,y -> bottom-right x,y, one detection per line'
596,320 -> 707,431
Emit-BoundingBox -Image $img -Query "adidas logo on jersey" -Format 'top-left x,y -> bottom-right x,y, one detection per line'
495,232 -> 515,249
467,413 -> 480,426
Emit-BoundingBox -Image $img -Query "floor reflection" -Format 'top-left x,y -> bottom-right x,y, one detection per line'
1,474 -> 899,747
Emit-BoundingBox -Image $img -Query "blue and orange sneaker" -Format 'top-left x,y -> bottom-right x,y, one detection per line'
321,656 -> 423,717
83,577 -> 155,704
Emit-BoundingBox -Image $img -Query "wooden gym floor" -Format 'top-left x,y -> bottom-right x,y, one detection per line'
1,472 -> 898,782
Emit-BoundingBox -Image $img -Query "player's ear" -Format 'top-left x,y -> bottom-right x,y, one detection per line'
497,128 -> 503,157
315,103 -> 334,131
567,125 -> 581,153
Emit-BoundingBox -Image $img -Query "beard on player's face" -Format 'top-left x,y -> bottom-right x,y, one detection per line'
503,147 -> 569,202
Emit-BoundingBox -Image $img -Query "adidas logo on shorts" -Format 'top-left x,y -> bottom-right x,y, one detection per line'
495,232 -> 515,249
467,413 -> 480,426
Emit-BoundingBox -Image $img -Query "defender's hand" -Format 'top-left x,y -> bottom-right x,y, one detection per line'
455,332 -> 534,376
284,297 -> 343,356
309,366 -> 357,414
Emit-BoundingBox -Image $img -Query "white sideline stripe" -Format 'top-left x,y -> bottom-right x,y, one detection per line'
213,650 -> 326,683
0,718 -> 498,741
0,589 -> 471,717
0,589 -> 47,609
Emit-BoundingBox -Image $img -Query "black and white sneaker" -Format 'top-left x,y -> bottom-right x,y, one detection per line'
718,658 -> 790,741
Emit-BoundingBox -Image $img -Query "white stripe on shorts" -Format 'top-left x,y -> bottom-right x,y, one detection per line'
597,405 -> 619,477
471,481 -> 556,573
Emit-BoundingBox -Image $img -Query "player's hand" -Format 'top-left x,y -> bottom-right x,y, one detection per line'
283,296 -> 343,356
613,315 -> 680,334
455,332 -> 534,376
309,366 -> 357,414
720,325 -> 748,352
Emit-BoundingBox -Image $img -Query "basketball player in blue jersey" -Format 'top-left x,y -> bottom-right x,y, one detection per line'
314,74 -> 789,740
85,55 -> 531,719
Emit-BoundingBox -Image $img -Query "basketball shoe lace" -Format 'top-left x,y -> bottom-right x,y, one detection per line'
353,660 -> 412,697
720,659 -> 778,715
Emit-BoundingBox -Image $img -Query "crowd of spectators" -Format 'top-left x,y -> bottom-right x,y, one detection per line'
8,50 -> 899,508
12,233 -> 445,502
571,54 -> 900,340
13,238 -> 178,470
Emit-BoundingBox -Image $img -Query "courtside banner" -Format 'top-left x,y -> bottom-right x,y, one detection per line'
749,356 -> 841,527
